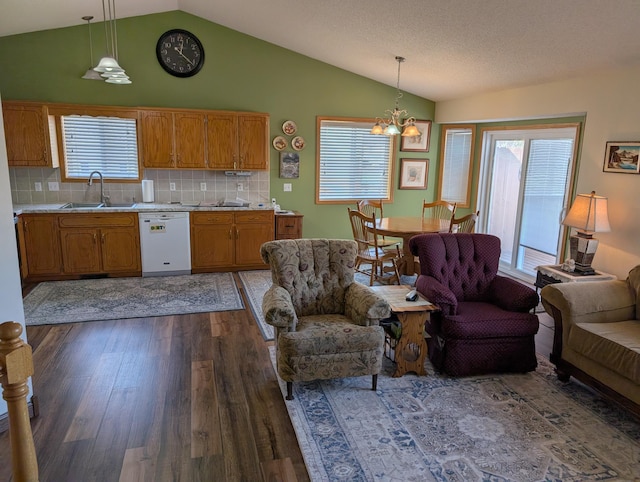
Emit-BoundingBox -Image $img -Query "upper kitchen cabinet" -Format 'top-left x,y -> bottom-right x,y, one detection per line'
207,112 -> 269,170
139,110 -> 206,169
2,101 -> 59,167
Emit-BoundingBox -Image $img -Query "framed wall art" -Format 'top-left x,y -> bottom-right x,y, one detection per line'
603,141 -> 640,173
399,158 -> 428,189
400,120 -> 432,152
279,151 -> 300,178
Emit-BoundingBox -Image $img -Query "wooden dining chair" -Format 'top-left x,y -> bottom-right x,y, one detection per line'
449,211 -> 479,233
422,200 -> 456,221
348,208 -> 401,286
356,199 -> 402,250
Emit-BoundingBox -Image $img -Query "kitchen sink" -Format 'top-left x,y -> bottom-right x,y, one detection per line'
103,202 -> 137,208
59,202 -> 105,209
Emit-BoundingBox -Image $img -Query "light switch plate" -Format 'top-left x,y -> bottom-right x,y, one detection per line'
284,183 -> 292,192
48,181 -> 59,191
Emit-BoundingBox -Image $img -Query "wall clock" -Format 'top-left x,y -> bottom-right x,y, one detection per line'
156,29 -> 205,77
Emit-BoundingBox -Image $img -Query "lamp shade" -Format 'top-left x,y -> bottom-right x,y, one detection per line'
562,191 -> 610,234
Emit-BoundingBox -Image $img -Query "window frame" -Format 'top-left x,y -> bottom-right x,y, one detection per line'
437,124 -> 476,208
48,105 -> 142,183
316,116 -> 397,204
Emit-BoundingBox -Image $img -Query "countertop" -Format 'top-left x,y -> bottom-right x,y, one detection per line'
13,202 -> 276,215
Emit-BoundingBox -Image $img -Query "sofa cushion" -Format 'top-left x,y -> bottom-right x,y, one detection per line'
442,301 -> 540,339
568,320 -> 640,384
627,264 -> 640,319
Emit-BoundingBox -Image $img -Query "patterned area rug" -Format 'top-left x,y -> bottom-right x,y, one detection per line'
23,273 -> 243,325
238,269 -> 417,341
270,348 -> 640,481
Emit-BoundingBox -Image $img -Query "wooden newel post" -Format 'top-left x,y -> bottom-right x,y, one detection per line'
0,321 -> 39,482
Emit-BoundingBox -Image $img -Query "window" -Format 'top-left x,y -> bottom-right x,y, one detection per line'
438,125 -> 476,207
317,117 -> 396,203
56,110 -> 140,182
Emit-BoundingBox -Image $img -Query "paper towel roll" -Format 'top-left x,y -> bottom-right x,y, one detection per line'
141,180 -> 154,203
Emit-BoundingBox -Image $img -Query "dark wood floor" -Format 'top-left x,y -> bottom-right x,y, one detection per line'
0,275 -> 554,482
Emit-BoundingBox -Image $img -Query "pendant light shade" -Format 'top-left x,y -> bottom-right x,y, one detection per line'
92,0 -> 131,84
81,16 -> 103,80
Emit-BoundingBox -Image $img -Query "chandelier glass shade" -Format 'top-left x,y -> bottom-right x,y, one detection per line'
371,56 -> 419,136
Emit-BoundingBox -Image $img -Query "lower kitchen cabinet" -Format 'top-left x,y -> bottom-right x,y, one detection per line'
191,210 -> 274,271
18,213 -> 62,278
58,213 -> 141,276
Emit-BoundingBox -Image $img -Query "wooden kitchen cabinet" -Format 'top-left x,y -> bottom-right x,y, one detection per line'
2,101 -> 59,167
275,211 -> 304,239
18,213 -> 62,278
139,110 -> 206,169
206,112 -> 269,170
58,213 -> 141,276
191,210 -> 274,271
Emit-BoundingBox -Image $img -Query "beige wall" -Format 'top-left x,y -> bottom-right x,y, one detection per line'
436,65 -> 640,279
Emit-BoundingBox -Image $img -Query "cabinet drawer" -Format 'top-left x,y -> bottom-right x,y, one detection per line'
276,218 -> 301,236
58,213 -> 137,228
235,210 -> 274,224
191,212 -> 234,225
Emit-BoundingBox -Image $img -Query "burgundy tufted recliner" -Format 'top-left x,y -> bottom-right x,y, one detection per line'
409,233 -> 539,376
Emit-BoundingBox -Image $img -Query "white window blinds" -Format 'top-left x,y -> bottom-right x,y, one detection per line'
62,115 -> 139,180
318,119 -> 394,202
440,126 -> 475,207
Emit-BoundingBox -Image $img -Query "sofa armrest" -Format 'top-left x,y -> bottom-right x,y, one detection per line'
262,285 -> 298,329
487,275 -> 539,312
344,282 -> 391,326
415,275 -> 457,315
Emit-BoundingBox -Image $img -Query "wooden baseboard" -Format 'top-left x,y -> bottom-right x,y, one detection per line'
0,395 -> 39,434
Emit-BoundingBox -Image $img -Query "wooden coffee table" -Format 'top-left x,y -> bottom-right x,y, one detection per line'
371,285 -> 439,377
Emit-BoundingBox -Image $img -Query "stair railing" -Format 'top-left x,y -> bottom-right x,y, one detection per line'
0,321 -> 39,482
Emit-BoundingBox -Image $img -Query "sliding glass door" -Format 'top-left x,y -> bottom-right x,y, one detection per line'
478,126 -> 579,279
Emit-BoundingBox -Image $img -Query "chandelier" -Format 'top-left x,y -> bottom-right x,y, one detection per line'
371,56 -> 419,136
91,0 -> 132,84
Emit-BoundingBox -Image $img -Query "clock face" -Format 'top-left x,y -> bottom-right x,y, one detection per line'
156,29 -> 205,77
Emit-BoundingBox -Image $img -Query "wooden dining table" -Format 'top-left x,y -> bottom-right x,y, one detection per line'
375,216 -> 451,275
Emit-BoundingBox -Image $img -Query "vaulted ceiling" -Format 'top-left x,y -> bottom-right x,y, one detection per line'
3,0 -> 640,101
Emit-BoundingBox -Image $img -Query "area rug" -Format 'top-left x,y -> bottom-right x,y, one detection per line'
238,269 -> 417,341
270,348 -> 640,481
23,273 -> 243,325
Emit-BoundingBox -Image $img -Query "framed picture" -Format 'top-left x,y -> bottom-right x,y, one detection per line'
400,120 -> 432,152
399,158 -> 428,189
279,151 -> 300,178
603,141 -> 640,173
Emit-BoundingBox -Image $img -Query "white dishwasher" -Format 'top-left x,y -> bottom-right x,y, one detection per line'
139,212 -> 191,277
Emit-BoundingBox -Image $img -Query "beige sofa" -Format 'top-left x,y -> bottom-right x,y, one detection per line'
541,265 -> 640,417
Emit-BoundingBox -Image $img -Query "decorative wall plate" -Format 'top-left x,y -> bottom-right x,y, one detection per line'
292,136 -> 305,151
273,135 -> 288,151
282,120 -> 297,135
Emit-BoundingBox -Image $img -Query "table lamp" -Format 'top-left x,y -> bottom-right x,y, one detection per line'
561,191 -> 610,275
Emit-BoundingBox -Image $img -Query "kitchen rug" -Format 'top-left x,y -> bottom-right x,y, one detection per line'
23,272 -> 243,325
238,268 -> 417,341
270,347 -> 640,481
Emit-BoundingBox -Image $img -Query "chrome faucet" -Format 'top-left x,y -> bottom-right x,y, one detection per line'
87,171 -> 109,205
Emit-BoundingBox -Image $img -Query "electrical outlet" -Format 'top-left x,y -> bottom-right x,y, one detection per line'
284,183 -> 292,192
48,181 -> 59,191
200,182 -> 207,191
169,182 -> 176,191
237,182 -> 244,192
34,182 -> 42,192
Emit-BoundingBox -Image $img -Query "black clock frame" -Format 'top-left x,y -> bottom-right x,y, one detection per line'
156,29 -> 205,78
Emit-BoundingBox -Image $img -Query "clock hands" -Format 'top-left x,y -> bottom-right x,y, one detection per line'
173,44 -> 195,66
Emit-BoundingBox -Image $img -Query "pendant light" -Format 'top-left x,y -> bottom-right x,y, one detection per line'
81,16 -> 103,80
93,0 -> 131,84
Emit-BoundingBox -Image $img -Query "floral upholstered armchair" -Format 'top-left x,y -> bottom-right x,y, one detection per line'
260,239 -> 391,400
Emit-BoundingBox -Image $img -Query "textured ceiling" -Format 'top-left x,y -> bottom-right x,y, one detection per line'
3,0 -> 640,101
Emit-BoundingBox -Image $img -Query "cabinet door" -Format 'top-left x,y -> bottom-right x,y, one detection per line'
235,222 -> 273,266
191,224 -> 234,269
2,102 -> 51,167
238,114 -> 268,170
174,112 -> 207,168
140,111 -> 175,168
60,229 -> 102,274
101,227 -> 141,272
21,214 -> 62,276
206,113 -> 237,169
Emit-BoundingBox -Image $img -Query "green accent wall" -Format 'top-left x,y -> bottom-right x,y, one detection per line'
0,11 -> 437,239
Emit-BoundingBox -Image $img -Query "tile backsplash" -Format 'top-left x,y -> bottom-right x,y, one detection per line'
10,168 -> 270,206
